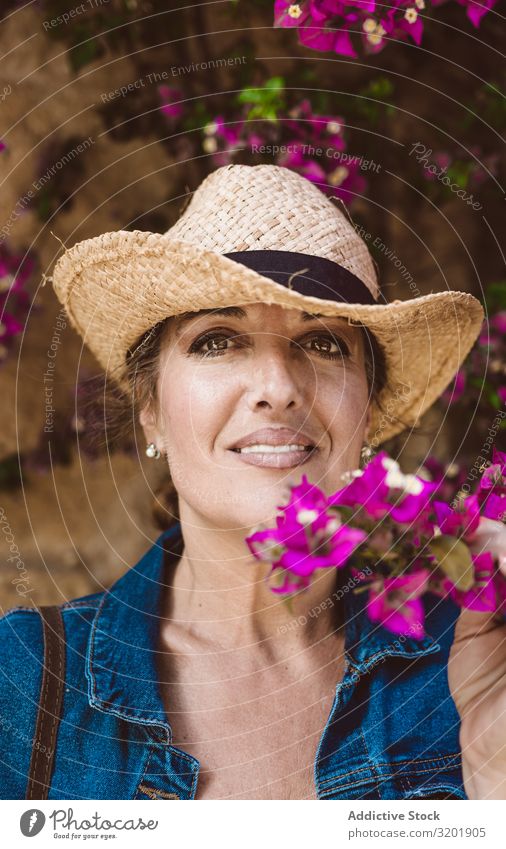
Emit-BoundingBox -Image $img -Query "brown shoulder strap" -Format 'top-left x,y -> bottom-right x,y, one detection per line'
25,605 -> 66,800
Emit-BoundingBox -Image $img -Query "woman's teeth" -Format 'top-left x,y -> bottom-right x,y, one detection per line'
236,444 -> 312,454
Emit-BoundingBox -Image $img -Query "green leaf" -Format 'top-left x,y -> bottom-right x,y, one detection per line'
486,389 -> 501,409
485,281 -> 506,312
237,88 -> 263,104
429,535 -> 474,591
265,76 -> 284,91
446,161 -> 472,190
236,77 -> 285,121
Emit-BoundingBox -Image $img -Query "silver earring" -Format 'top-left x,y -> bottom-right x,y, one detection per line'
145,442 -> 161,459
360,443 -> 374,466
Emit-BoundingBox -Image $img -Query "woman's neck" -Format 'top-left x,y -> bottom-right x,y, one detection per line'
160,515 -> 346,658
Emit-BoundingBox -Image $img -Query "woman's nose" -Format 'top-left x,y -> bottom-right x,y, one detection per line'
245,343 -> 307,411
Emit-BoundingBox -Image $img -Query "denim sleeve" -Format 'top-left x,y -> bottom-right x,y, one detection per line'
0,607 -> 44,799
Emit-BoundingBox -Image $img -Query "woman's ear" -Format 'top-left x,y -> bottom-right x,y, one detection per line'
364,404 -> 372,442
139,403 -> 161,447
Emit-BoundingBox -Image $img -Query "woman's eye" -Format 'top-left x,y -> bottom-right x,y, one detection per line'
302,334 -> 350,360
187,331 -> 350,360
188,332 -> 235,357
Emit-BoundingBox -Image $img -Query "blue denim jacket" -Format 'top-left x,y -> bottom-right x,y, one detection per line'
0,521 -> 468,799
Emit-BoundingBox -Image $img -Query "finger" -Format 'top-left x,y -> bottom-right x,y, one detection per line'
453,606 -> 505,644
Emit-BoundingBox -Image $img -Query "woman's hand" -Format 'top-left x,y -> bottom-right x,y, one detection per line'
448,518 -> 506,799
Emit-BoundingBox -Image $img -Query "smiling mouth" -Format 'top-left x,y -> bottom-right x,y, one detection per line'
230,443 -> 314,454
228,444 -> 317,469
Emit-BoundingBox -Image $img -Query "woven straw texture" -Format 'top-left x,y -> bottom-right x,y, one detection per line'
52,163 -> 484,443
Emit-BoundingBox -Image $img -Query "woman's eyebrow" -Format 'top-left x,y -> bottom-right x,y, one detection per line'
173,306 -> 330,338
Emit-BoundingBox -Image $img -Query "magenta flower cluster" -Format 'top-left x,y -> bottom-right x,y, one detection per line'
274,1 -> 498,57
442,311 -> 506,411
246,449 -> 506,638
156,82 -> 366,202
0,245 -> 34,365
202,98 -> 367,203
157,85 -> 184,120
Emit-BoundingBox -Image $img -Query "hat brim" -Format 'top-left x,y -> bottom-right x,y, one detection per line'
52,230 -> 484,444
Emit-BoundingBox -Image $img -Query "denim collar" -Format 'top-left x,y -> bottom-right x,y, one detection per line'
86,523 -> 183,742
86,522 -> 441,740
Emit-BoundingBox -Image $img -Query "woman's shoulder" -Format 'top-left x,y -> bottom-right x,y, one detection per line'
0,592 -> 104,668
0,591 -> 105,791
0,522 -> 180,703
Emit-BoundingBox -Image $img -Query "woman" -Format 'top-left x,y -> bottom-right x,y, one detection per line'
0,164 -> 504,800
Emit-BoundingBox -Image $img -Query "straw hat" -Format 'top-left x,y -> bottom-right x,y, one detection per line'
51,163 -> 483,443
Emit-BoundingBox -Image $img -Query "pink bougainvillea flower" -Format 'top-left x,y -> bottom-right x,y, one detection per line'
450,307 -> 505,424
326,156 -> 367,202
278,472 -> 329,517
209,115 -> 244,146
275,0 -> 359,56
442,368 -> 466,404
277,98 -> 367,201
395,7 -> 424,45
422,151 -> 452,181
275,0 -> 498,57
205,92 -> 366,204
276,524 -> 366,576
300,21 -> 358,56
274,0 -> 310,28
331,452 -> 437,524
388,476 -> 437,524
245,449 -> 505,628
285,99 -> 347,151
279,144 -> 328,183
475,450 -> 506,522
433,494 -> 481,540
158,85 -> 184,119
245,524 -> 286,564
246,472 -> 366,593
479,447 -> 506,493
329,450 -> 390,514
443,551 -> 497,612
367,568 -> 430,636
0,250 -> 35,302
426,0 -> 499,26
278,140 -> 366,201
490,311 -> 506,335
480,492 -> 506,523
421,456 -> 469,505
0,313 -> 23,339
492,446 -> 506,473
201,115 -> 247,164
0,246 -> 35,364
463,0 -> 497,27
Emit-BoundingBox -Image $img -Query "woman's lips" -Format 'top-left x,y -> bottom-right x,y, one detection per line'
228,447 -> 318,469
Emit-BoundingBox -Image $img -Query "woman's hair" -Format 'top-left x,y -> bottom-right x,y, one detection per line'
113,313 -> 389,531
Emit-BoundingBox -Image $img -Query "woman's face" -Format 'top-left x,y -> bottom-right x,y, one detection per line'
141,302 -> 372,531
